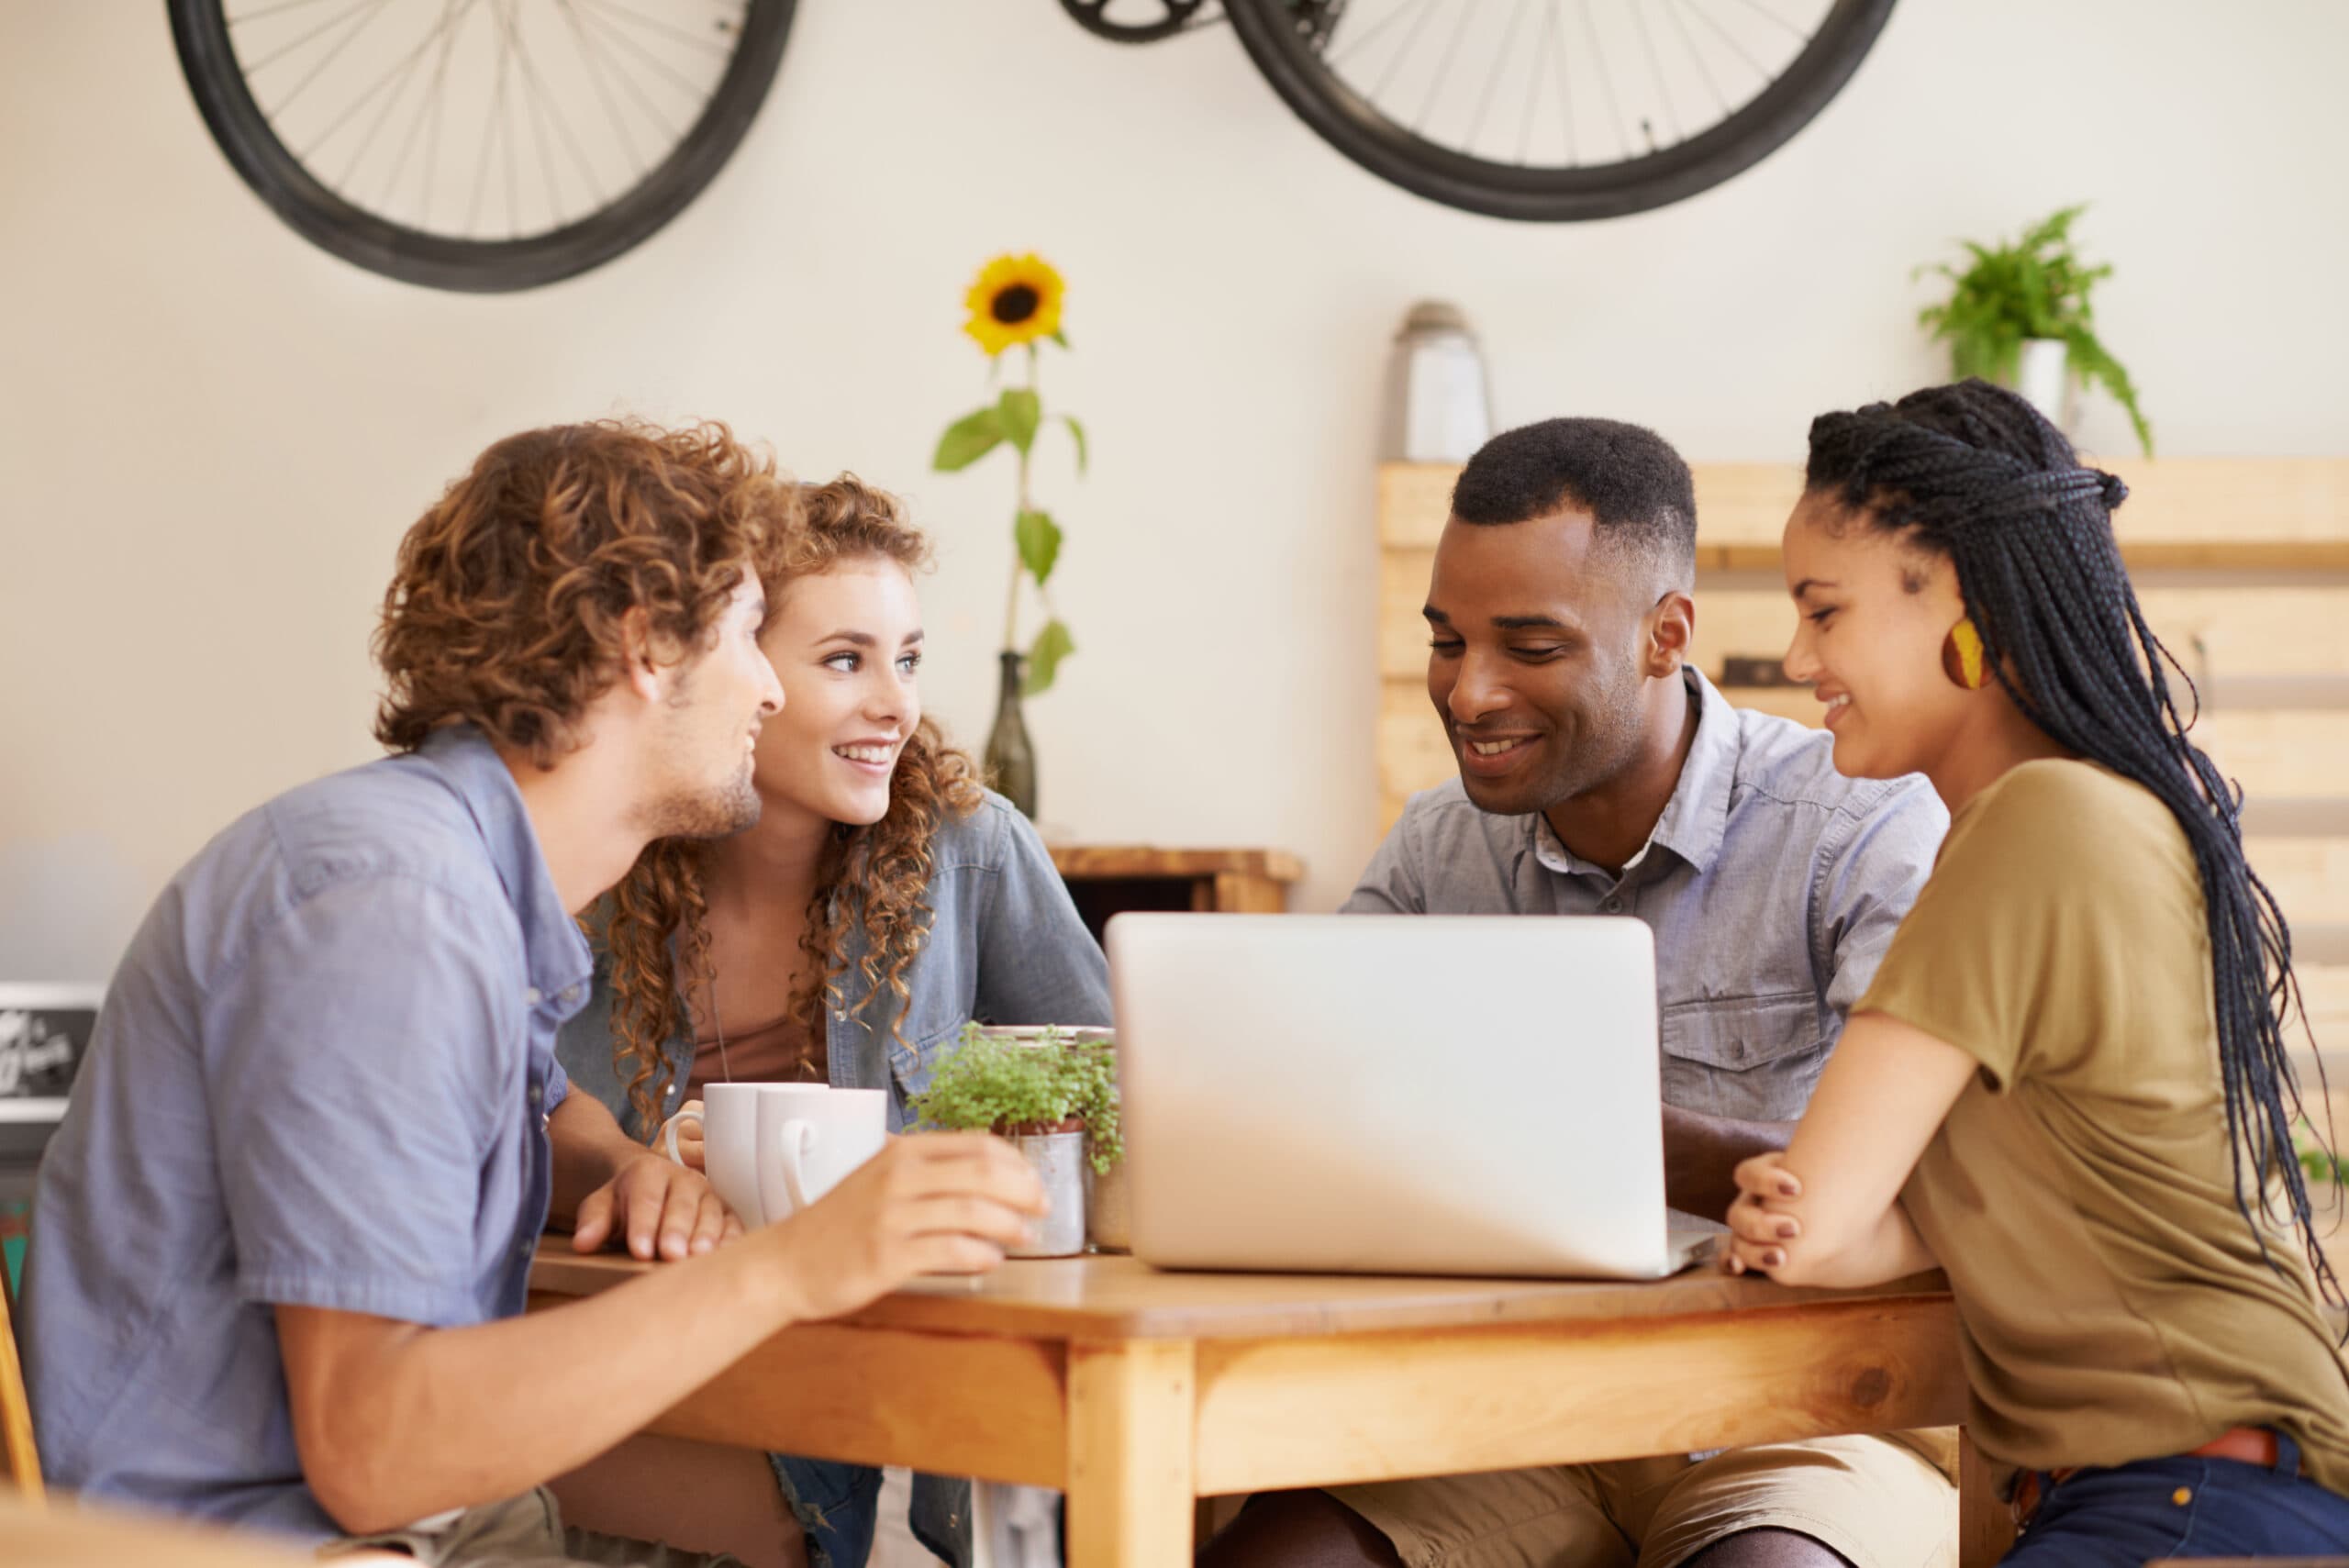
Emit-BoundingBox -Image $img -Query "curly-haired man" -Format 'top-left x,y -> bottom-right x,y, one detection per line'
22,421 -> 1046,1567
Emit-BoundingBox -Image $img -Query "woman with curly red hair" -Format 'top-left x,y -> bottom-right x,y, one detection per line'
552,473 -> 1108,1568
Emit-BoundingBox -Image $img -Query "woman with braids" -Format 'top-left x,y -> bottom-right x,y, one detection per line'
551,474 -> 1108,1568
1723,378 -> 2349,1562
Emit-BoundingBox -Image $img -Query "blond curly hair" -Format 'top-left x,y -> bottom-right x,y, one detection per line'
603,475 -> 986,1134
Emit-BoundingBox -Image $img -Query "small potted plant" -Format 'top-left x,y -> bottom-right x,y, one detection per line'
1916,203 -> 2153,455
908,1024 -> 1123,1258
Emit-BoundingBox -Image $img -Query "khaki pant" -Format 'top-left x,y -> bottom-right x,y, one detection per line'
1334,1433 -> 1957,1568
321,1488 -> 747,1568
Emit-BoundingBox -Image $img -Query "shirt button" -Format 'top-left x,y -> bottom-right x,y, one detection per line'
516,1238 -> 533,1259
524,986 -> 543,1006
528,1084 -> 543,1106
560,984 -> 581,1006
1602,897 -> 1624,913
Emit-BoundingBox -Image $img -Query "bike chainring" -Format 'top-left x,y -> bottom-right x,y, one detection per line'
1059,0 -> 1214,44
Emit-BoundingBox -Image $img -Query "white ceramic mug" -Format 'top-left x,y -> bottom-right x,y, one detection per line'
662,1083 -> 830,1228
756,1085 -> 888,1225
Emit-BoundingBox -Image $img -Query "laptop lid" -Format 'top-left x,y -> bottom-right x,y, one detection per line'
1108,913 -> 1678,1279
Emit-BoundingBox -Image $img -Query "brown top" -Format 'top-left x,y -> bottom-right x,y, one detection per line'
1863,759 -> 2349,1492
685,1007 -> 824,1100
531,1245 -> 1948,1342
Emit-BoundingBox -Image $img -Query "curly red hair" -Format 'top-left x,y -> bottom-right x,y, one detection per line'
605,475 -> 987,1133
373,419 -> 797,767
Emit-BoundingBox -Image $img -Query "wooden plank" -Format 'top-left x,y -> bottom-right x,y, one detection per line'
1190,1299 -> 1965,1493
524,1304 -> 1071,1488
1064,1340 -> 1197,1568
1958,1428 -> 2016,1568
531,1247 -> 1948,1344
1379,459 -> 2349,569
1050,847 -> 1304,884
1379,677 -> 1453,801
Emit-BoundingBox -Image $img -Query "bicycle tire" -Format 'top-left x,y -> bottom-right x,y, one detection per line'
166,0 -> 796,293
1223,0 -> 1896,222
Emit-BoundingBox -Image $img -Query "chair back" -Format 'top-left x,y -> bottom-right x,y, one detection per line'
0,1263 -> 42,1506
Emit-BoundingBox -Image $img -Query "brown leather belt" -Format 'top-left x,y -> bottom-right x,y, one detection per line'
2010,1428 -> 2285,1529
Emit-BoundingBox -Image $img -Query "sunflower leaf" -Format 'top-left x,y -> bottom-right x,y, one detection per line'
1051,328 -> 1071,350
997,388 -> 1041,456
1063,415 -> 1088,476
933,407 -> 1003,473
1015,508 -> 1063,587
1024,618 -> 1074,697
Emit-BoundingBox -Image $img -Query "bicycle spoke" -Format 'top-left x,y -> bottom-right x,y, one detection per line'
505,3 -> 601,227
1579,0 -> 1631,162
581,0 -> 738,59
1414,0 -> 1474,135
1367,0 -> 1443,106
377,0 -> 473,215
557,0 -> 650,184
1329,0 -> 1435,72
1720,0 -> 1810,43
577,0 -> 721,106
1664,0 -> 1731,121
572,2 -> 685,146
1513,0 -> 1551,163
259,0 -> 395,123
1462,0 -> 1531,154
237,0 -> 376,77
302,0 -> 464,167
1682,0 -> 1774,83
1549,0 -> 1575,164
227,0 -> 356,28
1631,1 -> 1682,149
464,0 -> 512,234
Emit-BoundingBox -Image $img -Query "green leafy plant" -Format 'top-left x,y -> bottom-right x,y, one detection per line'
1916,204 -> 2153,456
908,1024 -> 1123,1173
2299,1125 -> 2345,1187
934,252 -> 1087,697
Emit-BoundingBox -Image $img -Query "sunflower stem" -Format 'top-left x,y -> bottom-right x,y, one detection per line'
1005,345 -> 1039,653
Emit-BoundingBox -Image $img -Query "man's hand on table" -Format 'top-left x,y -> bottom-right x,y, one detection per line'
765,1132 -> 1049,1321
571,1150 -> 741,1262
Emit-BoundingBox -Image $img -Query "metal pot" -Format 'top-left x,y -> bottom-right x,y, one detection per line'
1008,1128 -> 1087,1258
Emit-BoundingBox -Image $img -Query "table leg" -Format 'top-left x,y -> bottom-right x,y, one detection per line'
1064,1340 -> 1197,1568
1958,1427 -> 2016,1568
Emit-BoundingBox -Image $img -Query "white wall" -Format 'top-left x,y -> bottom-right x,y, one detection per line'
4,1 -> 2346,979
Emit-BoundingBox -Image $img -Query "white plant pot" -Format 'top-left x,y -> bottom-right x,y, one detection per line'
2012,338 -> 2075,431
1008,1129 -> 1086,1258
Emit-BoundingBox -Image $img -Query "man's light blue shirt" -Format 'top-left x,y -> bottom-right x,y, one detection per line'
22,726 -> 590,1540
1345,670 -> 1948,1120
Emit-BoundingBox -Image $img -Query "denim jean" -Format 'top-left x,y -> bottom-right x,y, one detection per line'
2005,1429 -> 2349,1565
772,1455 -> 966,1568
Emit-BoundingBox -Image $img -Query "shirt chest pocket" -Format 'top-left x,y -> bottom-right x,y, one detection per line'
1658,993 -> 1830,1122
886,1015 -> 966,1107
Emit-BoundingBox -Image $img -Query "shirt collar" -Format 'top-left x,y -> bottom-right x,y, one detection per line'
1528,667 -> 1738,881
416,725 -> 593,1006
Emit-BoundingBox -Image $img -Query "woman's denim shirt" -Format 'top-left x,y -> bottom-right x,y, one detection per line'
558,790 -> 1111,1140
552,790 -> 1108,1568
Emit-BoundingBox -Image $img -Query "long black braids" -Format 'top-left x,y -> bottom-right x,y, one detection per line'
1805,378 -> 2342,1310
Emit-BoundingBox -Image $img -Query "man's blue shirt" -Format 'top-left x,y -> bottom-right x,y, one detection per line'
22,726 -> 590,1540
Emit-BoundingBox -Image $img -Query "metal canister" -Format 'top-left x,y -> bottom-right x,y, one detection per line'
1381,300 -> 1493,462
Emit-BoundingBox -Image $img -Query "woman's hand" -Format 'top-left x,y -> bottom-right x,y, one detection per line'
1722,1151 -> 1804,1277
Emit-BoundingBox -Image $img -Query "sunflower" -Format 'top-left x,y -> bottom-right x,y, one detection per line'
962,253 -> 1064,356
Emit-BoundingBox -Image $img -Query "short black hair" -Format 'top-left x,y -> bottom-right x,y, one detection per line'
1450,417 -> 1697,575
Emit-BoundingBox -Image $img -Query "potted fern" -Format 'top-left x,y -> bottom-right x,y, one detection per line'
908,1025 -> 1122,1258
1916,204 -> 2153,455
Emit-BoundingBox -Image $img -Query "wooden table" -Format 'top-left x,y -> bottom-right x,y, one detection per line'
530,1247 -> 2009,1567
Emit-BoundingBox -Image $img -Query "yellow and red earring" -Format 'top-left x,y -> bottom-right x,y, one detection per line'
1942,618 -> 1987,690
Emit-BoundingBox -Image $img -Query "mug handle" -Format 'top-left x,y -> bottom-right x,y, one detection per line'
662,1105 -> 705,1167
775,1118 -> 815,1213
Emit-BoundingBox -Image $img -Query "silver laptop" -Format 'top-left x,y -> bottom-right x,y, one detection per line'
1108,913 -> 1714,1280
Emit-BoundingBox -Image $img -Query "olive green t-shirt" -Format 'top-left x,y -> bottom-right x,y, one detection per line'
1860,758 -> 2349,1493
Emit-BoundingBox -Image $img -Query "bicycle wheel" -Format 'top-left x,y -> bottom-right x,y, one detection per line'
167,0 -> 796,293
1223,0 -> 1895,222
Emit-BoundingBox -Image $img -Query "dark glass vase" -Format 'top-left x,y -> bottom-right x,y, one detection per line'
985,650 -> 1038,818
